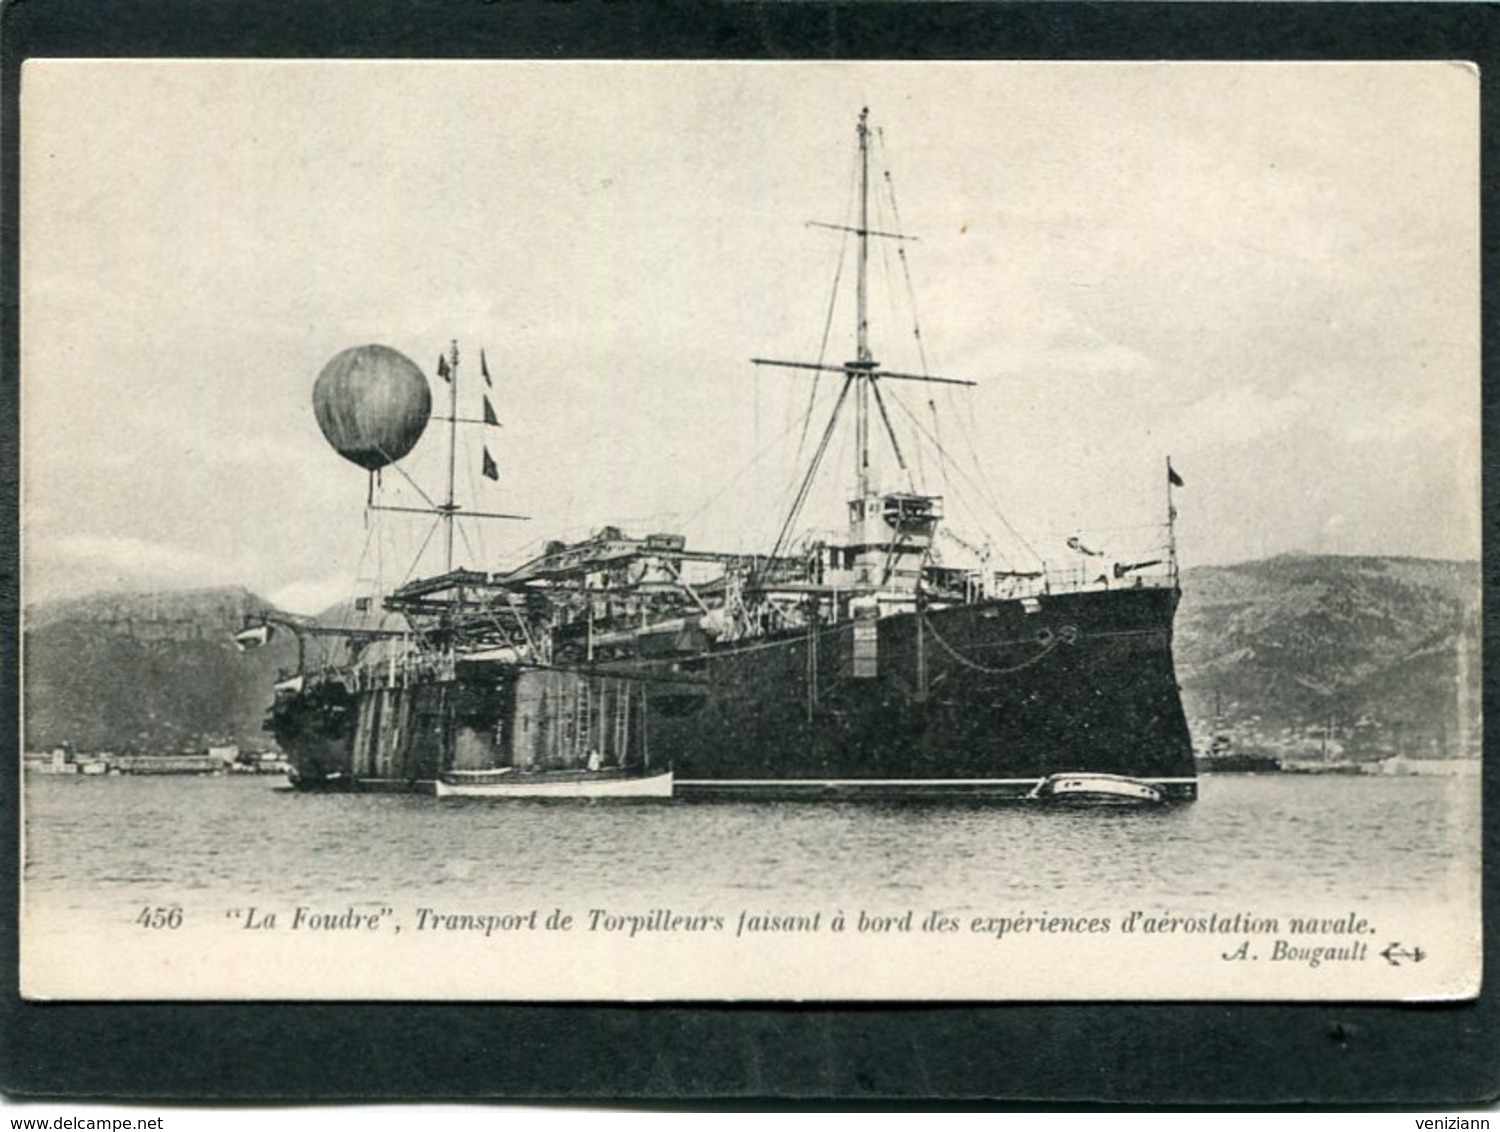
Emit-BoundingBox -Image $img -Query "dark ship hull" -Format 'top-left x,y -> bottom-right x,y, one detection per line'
268,584 -> 1196,801
645,586 -> 1193,798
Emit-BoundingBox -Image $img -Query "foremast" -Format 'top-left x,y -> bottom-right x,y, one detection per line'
368,342 -> 529,658
443,340 -> 461,574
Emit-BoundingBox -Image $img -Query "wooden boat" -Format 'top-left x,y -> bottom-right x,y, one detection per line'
433,766 -> 673,799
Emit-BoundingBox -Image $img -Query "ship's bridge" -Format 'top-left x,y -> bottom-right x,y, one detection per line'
847,491 -> 942,532
809,490 -> 941,592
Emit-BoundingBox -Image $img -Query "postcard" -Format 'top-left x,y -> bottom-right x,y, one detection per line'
19,59 -> 1481,1001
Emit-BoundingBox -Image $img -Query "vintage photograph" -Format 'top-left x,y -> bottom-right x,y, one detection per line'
19,61 -> 1480,1001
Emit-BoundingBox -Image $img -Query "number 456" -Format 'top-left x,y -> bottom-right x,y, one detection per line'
136,905 -> 183,929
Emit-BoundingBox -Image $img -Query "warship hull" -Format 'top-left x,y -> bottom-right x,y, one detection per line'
268,584 -> 1197,801
636,584 -> 1195,801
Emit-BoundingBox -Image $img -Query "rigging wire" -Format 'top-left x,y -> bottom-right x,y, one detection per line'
350,490 -> 378,605
794,255 -> 839,467
884,390 -> 1044,568
465,375 -> 488,570
868,378 -> 910,480
953,388 -> 1024,548
869,177 -> 917,494
309,498 -> 383,669
456,367 -> 486,571
399,517 -> 445,588
923,368 -> 1022,560
456,513 -> 480,571
876,128 -> 933,376
929,387 -> 950,498
675,394 -> 827,547
875,130 -> 940,494
381,451 -> 442,511
794,142 -> 861,470
767,375 -> 855,566
873,132 -> 936,485
868,133 -> 929,493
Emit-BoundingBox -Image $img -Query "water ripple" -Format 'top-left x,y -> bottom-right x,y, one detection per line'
21,774 -> 1480,913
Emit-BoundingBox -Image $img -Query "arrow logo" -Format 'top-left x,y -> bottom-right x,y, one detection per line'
1380,942 -> 1427,966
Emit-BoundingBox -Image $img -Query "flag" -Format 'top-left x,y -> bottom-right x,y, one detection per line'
354,596 -> 371,612
482,447 -> 499,481
437,354 -> 451,382
483,396 -> 500,426
481,349 -> 492,387
1066,536 -> 1101,557
1167,461 -> 1184,488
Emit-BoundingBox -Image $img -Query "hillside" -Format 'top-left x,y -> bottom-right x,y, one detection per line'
1175,555 -> 1480,757
22,587 -> 300,752
20,555 -> 1482,756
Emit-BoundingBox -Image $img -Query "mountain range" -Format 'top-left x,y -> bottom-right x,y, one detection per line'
21,554 -> 1482,756
1175,555 -> 1479,757
22,588 -> 299,752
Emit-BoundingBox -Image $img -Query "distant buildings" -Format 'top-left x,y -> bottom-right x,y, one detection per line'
23,743 -> 292,777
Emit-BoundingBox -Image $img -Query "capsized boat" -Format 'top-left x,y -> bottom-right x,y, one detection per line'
1027,772 -> 1166,807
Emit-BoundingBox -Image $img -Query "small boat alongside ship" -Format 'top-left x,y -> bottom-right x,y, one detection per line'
1027,773 -> 1166,808
240,110 -> 1199,804
434,767 -> 674,799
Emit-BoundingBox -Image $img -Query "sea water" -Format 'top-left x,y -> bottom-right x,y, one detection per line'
22,771 -> 1479,917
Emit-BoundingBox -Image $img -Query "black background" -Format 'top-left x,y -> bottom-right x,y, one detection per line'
1,1 -> 1495,1106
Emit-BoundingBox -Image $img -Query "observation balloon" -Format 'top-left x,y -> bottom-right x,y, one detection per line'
312,344 -> 432,471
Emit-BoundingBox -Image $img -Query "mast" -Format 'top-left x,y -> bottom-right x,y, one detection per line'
854,107 -> 872,499
444,339 -> 460,574
362,340 -> 529,633
750,110 -> 976,568
1166,456 -> 1179,589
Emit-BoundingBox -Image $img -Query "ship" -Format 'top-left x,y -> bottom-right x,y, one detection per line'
1194,736 -> 1283,775
240,110 -> 1198,802
1194,693 -> 1282,774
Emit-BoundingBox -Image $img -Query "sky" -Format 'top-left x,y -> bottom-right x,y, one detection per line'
20,61 -> 1480,612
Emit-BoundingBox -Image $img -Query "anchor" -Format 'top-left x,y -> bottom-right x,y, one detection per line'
1380,942 -> 1427,966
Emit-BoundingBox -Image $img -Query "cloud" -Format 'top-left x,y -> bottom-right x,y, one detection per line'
20,62 -> 1481,595
267,576 -> 360,616
24,534 -> 243,604
1174,385 -> 1306,448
